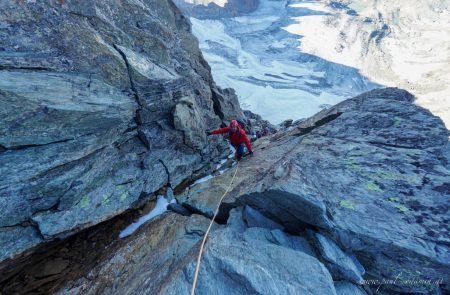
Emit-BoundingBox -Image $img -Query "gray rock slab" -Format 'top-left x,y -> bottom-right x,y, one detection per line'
334,281 -> 367,295
314,233 -> 365,284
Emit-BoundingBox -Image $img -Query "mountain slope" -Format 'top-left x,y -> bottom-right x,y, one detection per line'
175,0 -> 450,128
285,0 -> 450,128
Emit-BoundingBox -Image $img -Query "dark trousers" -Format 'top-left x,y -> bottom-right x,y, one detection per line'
235,144 -> 245,159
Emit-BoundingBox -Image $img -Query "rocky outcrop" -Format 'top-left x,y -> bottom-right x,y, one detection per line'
178,88 -> 450,294
0,0 -> 244,263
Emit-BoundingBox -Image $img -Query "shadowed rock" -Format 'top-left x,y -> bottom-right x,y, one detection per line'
242,205 -> 284,230
0,0 -> 243,262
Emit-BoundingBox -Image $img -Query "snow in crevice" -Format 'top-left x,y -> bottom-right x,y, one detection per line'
119,196 -> 176,239
190,174 -> 215,187
189,148 -> 236,189
216,158 -> 228,170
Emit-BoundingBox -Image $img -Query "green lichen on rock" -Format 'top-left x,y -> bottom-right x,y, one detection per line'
388,196 -> 409,212
376,171 -> 398,180
388,196 -> 401,202
393,116 -> 402,126
339,199 -> 356,210
120,192 -> 129,201
344,158 -> 358,170
367,182 -> 382,192
395,204 -> 410,213
79,196 -> 90,209
373,170 -> 422,185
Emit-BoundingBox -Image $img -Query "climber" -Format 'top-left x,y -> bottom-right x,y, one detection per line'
207,120 -> 253,160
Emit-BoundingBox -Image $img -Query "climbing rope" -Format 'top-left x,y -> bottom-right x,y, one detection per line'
190,161 -> 240,295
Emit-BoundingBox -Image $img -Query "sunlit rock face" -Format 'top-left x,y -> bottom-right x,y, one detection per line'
174,0 -> 450,127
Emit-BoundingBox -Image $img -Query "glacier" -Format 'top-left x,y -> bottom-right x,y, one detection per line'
182,0 -> 450,127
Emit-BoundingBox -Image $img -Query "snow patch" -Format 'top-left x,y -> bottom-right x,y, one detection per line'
288,2 -> 332,13
119,195 -> 171,239
190,174 -> 215,187
215,158 -> 228,170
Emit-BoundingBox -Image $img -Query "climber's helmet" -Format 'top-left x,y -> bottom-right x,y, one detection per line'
229,120 -> 239,133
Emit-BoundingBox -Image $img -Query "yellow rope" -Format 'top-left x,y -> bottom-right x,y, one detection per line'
190,161 -> 240,295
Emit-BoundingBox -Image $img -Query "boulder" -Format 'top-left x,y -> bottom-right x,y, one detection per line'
270,229 -> 316,257
173,96 -> 208,151
226,207 -> 248,232
159,218 -> 337,295
175,233 -> 335,294
211,87 -> 246,122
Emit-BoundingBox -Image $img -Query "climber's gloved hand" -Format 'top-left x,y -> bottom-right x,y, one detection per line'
249,150 -> 254,156
206,131 -> 212,136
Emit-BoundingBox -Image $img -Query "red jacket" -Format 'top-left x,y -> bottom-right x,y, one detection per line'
211,126 -> 252,152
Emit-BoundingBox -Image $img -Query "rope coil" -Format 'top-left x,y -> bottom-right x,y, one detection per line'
190,161 -> 240,295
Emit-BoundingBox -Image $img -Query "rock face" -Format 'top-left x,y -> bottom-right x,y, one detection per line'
313,232 -> 365,284
179,88 -> 450,294
0,0 -> 244,263
56,213 -> 213,295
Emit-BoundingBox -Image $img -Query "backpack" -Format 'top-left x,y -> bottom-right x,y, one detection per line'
236,119 -> 250,134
